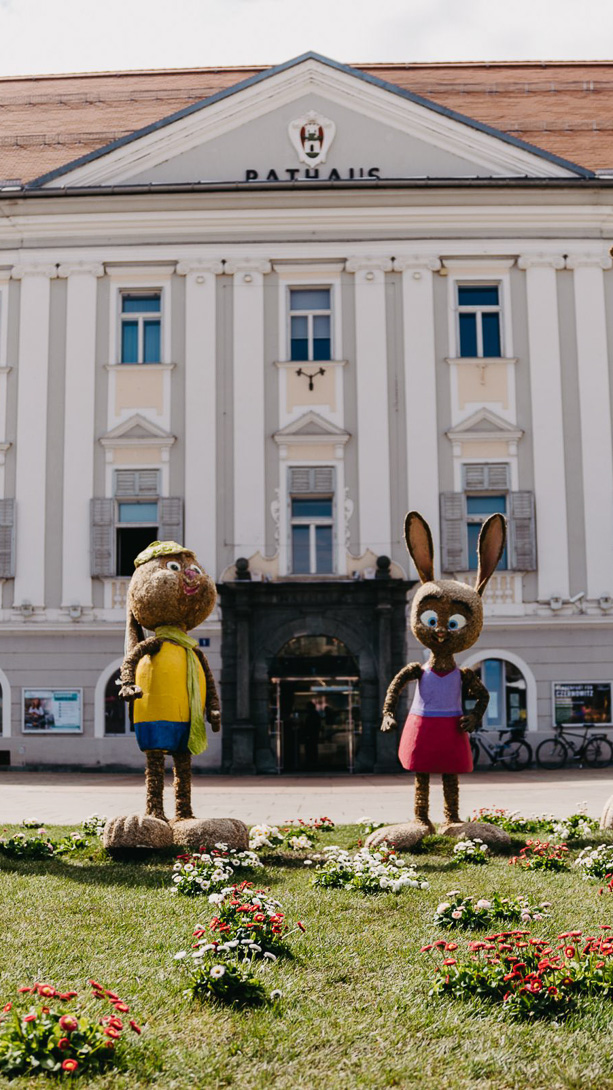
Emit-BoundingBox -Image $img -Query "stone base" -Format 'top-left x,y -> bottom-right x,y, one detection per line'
171,817 -> 250,851
102,814 -> 174,858
365,822 -> 431,852
601,795 -> 613,829
440,821 -> 511,852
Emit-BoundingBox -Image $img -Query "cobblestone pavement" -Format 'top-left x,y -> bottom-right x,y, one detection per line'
0,768 -> 611,825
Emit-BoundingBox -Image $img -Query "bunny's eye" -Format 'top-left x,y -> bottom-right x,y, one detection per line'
166,561 -> 181,572
419,609 -> 438,628
447,613 -> 467,632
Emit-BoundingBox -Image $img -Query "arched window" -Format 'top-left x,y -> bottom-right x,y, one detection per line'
94,659 -> 133,738
0,668 -> 10,737
461,649 -> 538,732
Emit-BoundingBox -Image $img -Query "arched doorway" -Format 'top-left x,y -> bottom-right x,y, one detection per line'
269,635 -> 361,773
461,650 -> 537,732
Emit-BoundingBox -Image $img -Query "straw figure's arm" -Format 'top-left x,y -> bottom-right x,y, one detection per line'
118,636 -> 163,700
460,667 -> 490,733
381,663 -> 423,731
193,647 -> 221,731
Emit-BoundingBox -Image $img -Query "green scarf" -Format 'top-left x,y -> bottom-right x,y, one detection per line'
155,626 -> 207,755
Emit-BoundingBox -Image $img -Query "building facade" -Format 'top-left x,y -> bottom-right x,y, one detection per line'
0,53 -> 612,770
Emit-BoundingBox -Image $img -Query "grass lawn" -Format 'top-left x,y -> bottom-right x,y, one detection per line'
1,822 -> 613,1090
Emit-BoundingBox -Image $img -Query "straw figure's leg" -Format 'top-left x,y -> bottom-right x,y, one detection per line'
414,772 -> 436,834
145,750 -> 168,822
442,773 -> 461,826
173,751 -> 195,821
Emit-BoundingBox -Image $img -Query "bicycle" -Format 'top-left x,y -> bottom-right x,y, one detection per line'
536,725 -> 613,770
470,727 -> 533,771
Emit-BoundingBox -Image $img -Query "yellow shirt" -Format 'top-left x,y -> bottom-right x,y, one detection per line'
134,641 -> 206,725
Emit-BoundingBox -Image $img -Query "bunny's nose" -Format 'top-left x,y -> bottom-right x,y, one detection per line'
184,567 -> 199,583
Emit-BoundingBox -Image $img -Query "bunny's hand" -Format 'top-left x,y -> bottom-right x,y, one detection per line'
208,708 -> 221,733
459,712 -> 479,734
117,682 -> 143,702
381,713 -> 397,732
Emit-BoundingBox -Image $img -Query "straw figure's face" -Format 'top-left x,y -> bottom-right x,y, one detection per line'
404,510 -> 506,665
410,579 -> 483,656
128,551 -> 216,633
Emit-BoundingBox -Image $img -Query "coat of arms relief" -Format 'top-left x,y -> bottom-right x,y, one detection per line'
288,110 -> 336,167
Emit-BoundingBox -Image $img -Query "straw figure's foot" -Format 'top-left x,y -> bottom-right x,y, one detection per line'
171,817 -> 249,851
365,821 -> 432,852
102,814 -> 173,859
601,795 -> 613,829
440,820 -> 511,852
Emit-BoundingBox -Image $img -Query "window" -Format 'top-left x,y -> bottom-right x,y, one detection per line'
120,292 -> 161,363
90,473 -> 183,580
288,467 -> 335,574
466,494 -> 508,571
469,659 -> 527,730
116,500 -> 159,577
289,288 -> 331,362
457,284 -> 501,358
104,669 -> 134,735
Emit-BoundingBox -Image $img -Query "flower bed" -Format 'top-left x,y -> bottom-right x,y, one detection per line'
81,816 -> 107,837
551,811 -> 599,841
248,822 -> 318,852
171,846 -> 262,897
508,841 -> 569,872
0,981 -> 140,1078
434,891 -> 551,930
0,831 -> 89,860
310,844 -> 428,894
424,926 -> 613,1020
468,807 -> 549,834
575,844 -> 613,881
453,839 -> 489,865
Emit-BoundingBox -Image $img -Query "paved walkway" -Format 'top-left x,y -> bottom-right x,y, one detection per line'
0,768 -> 611,825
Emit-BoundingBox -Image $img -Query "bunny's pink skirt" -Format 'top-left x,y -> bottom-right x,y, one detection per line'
398,713 -> 473,774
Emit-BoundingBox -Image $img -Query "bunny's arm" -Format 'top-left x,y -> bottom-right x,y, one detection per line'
194,647 -> 221,732
460,667 -> 490,734
381,663 -> 423,731
118,636 -> 163,701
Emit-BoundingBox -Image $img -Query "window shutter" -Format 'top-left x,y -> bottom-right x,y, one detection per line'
158,498 -> 183,544
114,469 -> 160,497
0,499 -> 15,578
462,463 -> 510,491
90,499 -> 115,577
440,492 -> 468,572
289,467 -> 335,494
509,491 -> 536,571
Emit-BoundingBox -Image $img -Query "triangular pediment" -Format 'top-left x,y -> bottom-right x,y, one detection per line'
100,413 -> 175,444
31,54 -> 589,189
447,408 -> 524,441
274,410 -> 350,441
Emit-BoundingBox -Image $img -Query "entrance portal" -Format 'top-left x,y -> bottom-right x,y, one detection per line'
269,636 -> 361,773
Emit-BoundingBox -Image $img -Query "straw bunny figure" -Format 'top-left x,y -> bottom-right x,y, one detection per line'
368,510 -> 507,850
103,541 -> 248,853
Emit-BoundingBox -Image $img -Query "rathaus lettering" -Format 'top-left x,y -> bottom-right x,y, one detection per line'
245,167 -> 381,181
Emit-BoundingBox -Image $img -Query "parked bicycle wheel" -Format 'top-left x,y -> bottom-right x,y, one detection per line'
500,738 -> 533,771
470,736 -> 480,768
583,736 -> 613,768
536,737 -> 568,769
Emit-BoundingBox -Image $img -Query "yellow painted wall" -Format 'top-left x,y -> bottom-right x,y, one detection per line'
115,369 -> 164,415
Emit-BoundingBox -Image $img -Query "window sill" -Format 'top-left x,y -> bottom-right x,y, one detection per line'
445,357 -> 518,366
274,359 -> 347,369
104,362 -> 176,372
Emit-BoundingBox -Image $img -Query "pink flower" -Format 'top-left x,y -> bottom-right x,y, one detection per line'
61,1059 -> 78,1072
59,1015 -> 78,1033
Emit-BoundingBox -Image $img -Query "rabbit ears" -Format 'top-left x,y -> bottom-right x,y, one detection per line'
404,510 -> 507,596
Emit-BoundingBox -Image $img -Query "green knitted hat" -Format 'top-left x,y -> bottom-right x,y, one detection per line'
133,540 -> 191,568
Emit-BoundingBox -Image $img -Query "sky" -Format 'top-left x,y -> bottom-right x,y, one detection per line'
0,0 -> 611,77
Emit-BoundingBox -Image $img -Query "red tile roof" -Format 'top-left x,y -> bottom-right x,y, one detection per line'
1,59 -> 612,185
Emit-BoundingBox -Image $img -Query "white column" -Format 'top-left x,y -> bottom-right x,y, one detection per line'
58,263 -> 104,609
345,257 -> 392,556
226,259 -> 271,558
177,261 -> 222,577
12,263 -> 56,608
567,253 -> 613,599
395,256 -> 441,572
517,255 -> 569,600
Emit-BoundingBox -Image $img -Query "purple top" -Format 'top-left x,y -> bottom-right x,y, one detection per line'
410,665 -> 463,718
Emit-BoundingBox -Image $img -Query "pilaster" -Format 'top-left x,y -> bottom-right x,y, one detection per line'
566,252 -> 613,599
58,262 -> 104,610
517,254 -> 569,600
395,255 -> 441,570
225,259 -> 271,559
345,256 -> 392,556
11,263 -> 57,608
176,260 -> 223,575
